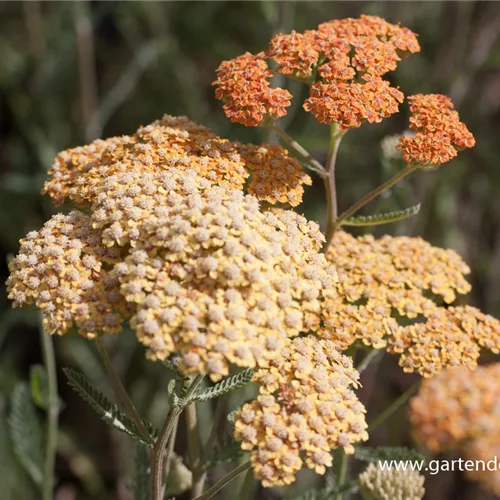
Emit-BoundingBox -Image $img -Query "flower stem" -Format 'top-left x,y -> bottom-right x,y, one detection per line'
356,349 -> 384,375
187,403 -> 206,498
192,461 -> 252,500
323,123 -> 344,251
271,124 -> 327,177
40,325 -> 58,500
333,448 -> 348,500
336,165 -> 417,226
368,382 -> 420,432
150,375 -> 204,500
95,338 -> 153,445
240,467 -> 255,500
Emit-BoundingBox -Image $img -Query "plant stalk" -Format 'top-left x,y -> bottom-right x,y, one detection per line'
192,461 -> 252,500
336,165 -> 417,226
323,123 -> 344,251
95,338 -> 152,445
368,382 -> 419,432
187,402 -> 206,498
40,325 -> 58,500
333,449 -> 348,500
356,349 -> 384,375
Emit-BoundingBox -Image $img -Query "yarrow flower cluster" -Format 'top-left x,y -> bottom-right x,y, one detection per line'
358,463 -> 425,500
234,337 -> 368,486
108,169 -> 336,379
214,15 -> 419,129
6,211 -> 130,337
320,231 -> 500,377
399,94 -> 475,166
42,114 -> 311,208
410,364 -> 500,494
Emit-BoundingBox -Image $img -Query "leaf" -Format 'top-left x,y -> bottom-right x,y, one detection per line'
63,367 -> 155,444
131,443 -> 150,500
30,365 -> 49,410
189,369 -> 254,403
293,480 -> 359,500
201,439 -> 247,472
354,446 -> 425,464
8,383 -> 44,486
341,204 -> 421,227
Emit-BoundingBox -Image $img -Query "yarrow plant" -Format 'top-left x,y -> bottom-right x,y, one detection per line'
6,14 -> 499,500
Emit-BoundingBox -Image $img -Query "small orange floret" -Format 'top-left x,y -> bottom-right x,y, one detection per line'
213,52 -> 291,127
399,94 -> 475,166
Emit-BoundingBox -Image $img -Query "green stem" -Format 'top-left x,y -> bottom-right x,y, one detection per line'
164,414 -> 179,486
200,396 -> 226,466
333,449 -> 348,500
192,461 -> 252,500
150,375 -> 204,500
187,403 -> 206,498
240,468 -> 255,500
356,349 -> 384,375
40,325 -> 58,500
368,382 -> 420,432
323,123 -> 344,252
271,124 -> 327,177
95,338 -> 152,445
336,165 -> 417,226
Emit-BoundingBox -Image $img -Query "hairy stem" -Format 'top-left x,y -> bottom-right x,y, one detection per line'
323,124 -> 344,251
163,414 -> 179,489
336,165 -> 417,226
40,325 -> 58,500
150,375 -> 204,500
333,448 -> 348,500
368,382 -> 420,432
192,461 -> 252,500
271,124 -> 327,177
356,349 -> 384,375
95,338 -> 152,445
187,403 -> 206,497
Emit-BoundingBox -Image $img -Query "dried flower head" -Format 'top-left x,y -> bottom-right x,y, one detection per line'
7,211 -> 130,337
359,462 -> 425,500
234,337 -> 368,486
213,52 -> 292,127
410,364 -> 500,452
111,169 -> 336,380
399,94 -> 475,166
42,114 -> 309,208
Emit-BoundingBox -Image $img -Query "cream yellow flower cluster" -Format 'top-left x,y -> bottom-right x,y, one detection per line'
321,231 -> 500,377
234,337 -> 368,486
109,169 -> 336,379
42,114 -> 311,208
359,463 -> 425,500
411,364 -> 500,494
7,211 -> 130,337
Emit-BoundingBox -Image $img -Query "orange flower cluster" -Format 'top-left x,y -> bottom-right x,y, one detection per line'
411,364 -> 500,494
215,15 -> 419,129
213,52 -> 291,127
399,94 -> 475,166
303,78 -> 404,130
42,114 -> 310,208
321,231 -> 500,377
234,337 -> 367,486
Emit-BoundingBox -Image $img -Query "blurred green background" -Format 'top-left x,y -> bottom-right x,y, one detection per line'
1,1 -> 500,499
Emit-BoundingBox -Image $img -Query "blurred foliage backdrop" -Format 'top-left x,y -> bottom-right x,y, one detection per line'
1,2 -> 500,499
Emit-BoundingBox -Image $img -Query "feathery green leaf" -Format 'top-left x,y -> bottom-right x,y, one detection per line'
131,443 -> 150,500
8,383 -> 44,486
63,367 -> 156,444
341,204 -> 421,227
189,369 -> 254,403
354,445 -> 425,464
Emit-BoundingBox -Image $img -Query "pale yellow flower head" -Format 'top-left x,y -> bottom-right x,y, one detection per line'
234,337 -> 368,487
7,211 -> 131,337
110,169 -> 336,380
359,463 -> 425,500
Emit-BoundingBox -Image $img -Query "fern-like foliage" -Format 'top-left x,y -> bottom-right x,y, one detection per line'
63,367 -> 155,444
292,480 -> 359,500
8,383 -> 44,486
189,368 -> 254,403
201,439 -> 247,472
354,445 -> 425,464
341,204 -> 421,227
